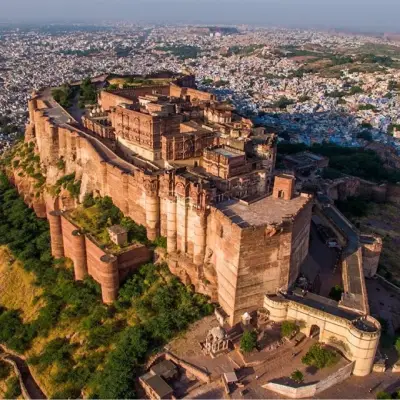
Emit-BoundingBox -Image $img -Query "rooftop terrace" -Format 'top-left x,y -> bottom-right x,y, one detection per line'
216,193 -> 311,228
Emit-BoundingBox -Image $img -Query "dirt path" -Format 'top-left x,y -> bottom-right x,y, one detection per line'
0,348 -> 46,399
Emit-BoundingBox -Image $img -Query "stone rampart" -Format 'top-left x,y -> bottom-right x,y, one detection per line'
263,361 -> 354,398
263,295 -> 380,376
53,213 -> 152,303
26,91 -> 309,325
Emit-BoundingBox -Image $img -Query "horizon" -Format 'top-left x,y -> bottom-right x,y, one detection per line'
0,0 -> 400,34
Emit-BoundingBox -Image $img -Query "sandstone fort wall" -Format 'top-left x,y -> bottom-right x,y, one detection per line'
27,96 -> 311,325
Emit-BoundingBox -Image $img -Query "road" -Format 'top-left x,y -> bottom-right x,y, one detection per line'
0,347 -> 46,399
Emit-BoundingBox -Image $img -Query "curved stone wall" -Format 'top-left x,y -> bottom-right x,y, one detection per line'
263,295 -> 380,376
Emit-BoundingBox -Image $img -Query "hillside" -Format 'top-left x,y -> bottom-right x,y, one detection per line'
0,172 -> 213,398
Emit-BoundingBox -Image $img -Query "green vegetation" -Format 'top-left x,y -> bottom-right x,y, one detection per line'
395,336 -> 400,356
240,330 -> 257,353
350,85 -> 364,95
115,46 -> 133,57
281,320 -> 298,338
0,173 -> 212,397
227,44 -> 263,57
155,45 -> 199,59
336,197 -> 371,218
1,142 -> 45,194
301,343 -> 338,369
277,142 -> 400,184
271,96 -> 295,109
69,194 -> 148,251
322,168 -> 343,180
51,84 -> 75,109
0,360 -> 11,381
202,78 -> 214,85
78,77 -> 97,108
290,370 -> 304,383
51,172 -> 81,198
359,53 -> 394,67
4,376 -> 21,399
388,123 -> 400,135
358,104 -> 377,111
153,236 -> 167,249
56,158 -> 65,171
377,392 -> 392,400
328,285 -> 344,301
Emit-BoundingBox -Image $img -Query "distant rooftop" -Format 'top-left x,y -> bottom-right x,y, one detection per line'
216,194 -> 310,228
213,147 -> 242,158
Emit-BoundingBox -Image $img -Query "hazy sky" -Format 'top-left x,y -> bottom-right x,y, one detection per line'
1,0 -> 400,32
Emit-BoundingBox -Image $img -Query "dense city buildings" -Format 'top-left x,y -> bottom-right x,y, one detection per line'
1,22 -> 400,399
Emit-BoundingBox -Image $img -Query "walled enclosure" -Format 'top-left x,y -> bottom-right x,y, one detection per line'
47,210 -> 152,303
263,295 -> 380,377
25,86 -> 313,325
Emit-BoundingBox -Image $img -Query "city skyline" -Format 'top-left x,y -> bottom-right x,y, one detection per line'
0,0 -> 400,33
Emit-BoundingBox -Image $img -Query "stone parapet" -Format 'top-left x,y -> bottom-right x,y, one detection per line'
263,294 -> 380,376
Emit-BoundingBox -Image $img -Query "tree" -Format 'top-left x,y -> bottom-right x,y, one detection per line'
0,360 -> 11,380
240,330 -> 257,353
281,321 -> 298,338
290,370 -> 304,383
4,377 -> 22,399
272,96 -> 295,109
329,285 -> 344,301
302,344 -> 338,369
350,86 -> 364,95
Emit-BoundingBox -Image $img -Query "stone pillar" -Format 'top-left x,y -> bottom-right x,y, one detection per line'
71,230 -> 87,281
48,211 -> 64,258
167,197 -> 177,253
145,193 -> 160,241
193,210 -> 207,266
177,196 -> 187,253
99,254 -> 119,304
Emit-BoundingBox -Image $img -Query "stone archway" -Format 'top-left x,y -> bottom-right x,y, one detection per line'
310,324 -> 321,340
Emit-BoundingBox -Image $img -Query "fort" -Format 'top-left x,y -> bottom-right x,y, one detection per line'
8,73 -> 382,376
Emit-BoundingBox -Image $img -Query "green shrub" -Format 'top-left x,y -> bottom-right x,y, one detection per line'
281,321 -> 298,338
82,193 -> 95,208
328,285 -> 343,301
240,330 -> 257,353
0,360 -> 11,381
29,338 -> 76,369
4,377 -> 22,399
290,369 -> 304,383
395,336 -> 400,355
376,391 -> 392,399
301,343 -> 338,369
56,158 -> 65,170
153,236 -> 167,249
